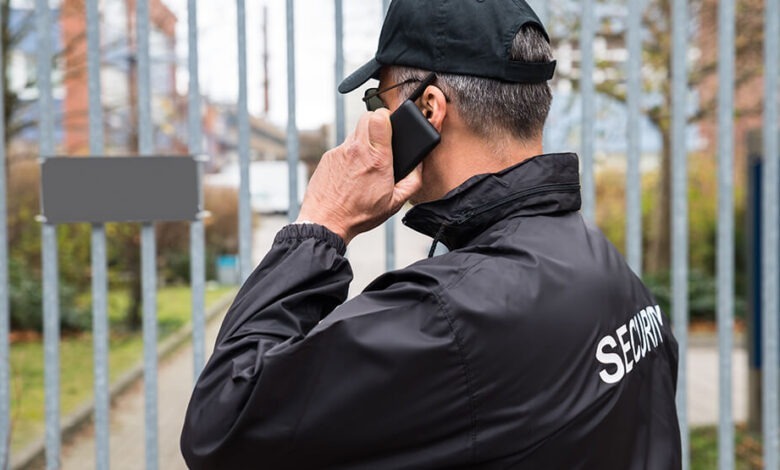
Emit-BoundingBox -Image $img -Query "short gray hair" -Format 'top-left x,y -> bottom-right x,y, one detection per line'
388,25 -> 553,141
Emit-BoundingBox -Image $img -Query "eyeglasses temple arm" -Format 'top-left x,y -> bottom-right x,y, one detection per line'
407,73 -> 437,102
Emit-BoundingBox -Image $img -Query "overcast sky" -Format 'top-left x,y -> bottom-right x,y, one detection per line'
165,0 -> 385,130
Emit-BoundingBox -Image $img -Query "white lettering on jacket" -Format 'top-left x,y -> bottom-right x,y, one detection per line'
596,305 -> 665,384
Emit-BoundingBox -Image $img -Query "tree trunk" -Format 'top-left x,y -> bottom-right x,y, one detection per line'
126,243 -> 142,330
124,12 -> 143,331
647,129 -> 672,274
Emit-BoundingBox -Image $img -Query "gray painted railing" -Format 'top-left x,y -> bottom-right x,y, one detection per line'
671,0 -> 690,466
717,0 -> 736,468
86,0 -> 109,468
0,1 -> 777,469
0,3 -> 8,469
35,1 -> 60,468
762,0 -> 780,467
136,1 -> 159,468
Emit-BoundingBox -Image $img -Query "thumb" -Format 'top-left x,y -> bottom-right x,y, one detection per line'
368,108 -> 393,152
391,163 -> 423,211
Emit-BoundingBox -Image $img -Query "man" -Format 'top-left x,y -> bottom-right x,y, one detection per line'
181,0 -> 682,468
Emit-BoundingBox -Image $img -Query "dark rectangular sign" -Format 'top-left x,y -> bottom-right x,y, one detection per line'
41,156 -> 200,224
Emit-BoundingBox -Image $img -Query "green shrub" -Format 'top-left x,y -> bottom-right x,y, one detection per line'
643,269 -> 747,322
8,256 -> 91,332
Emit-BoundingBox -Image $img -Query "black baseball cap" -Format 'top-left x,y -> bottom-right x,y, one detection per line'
338,0 -> 556,94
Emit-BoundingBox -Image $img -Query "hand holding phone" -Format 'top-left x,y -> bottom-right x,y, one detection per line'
390,74 -> 442,183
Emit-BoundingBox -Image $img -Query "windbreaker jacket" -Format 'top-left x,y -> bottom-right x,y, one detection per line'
181,152 -> 682,469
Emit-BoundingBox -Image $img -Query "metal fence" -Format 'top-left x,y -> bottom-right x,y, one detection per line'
0,0 -> 779,469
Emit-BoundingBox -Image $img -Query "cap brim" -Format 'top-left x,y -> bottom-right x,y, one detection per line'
338,58 -> 382,94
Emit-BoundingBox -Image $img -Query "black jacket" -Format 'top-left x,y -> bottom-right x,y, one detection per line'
181,153 -> 681,469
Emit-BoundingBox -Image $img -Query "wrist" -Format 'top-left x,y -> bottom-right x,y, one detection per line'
294,214 -> 353,245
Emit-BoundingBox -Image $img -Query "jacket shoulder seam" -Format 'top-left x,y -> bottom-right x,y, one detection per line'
430,288 -> 479,463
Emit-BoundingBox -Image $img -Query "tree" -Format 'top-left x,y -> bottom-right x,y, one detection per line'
552,0 -> 764,273
2,0 -> 37,159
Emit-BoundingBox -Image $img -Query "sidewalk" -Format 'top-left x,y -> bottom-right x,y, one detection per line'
59,322 -> 209,470
55,215 -> 747,468
687,345 -> 747,426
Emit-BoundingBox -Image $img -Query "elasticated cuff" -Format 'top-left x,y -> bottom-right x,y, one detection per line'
274,223 -> 347,256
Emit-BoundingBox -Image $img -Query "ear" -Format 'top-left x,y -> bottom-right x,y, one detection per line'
419,86 -> 448,132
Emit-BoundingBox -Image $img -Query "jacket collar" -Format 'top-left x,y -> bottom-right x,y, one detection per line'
402,153 -> 582,251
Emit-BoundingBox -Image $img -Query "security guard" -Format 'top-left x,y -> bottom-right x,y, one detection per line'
181,1 -> 682,468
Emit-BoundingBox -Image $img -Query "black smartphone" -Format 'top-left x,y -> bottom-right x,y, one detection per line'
389,74 -> 441,183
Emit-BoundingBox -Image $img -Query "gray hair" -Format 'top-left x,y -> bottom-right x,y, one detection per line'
388,25 -> 553,141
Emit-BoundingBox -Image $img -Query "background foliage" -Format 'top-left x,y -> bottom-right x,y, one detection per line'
7,159 -> 239,332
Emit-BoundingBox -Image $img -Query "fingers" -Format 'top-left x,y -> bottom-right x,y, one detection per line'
392,163 -> 423,210
352,110 -> 392,152
352,112 -> 373,146
367,109 -> 392,152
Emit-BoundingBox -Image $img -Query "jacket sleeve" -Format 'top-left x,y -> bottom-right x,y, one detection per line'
180,224 -> 474,469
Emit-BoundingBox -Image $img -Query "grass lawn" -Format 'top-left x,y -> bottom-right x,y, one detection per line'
8,285 -> 236,454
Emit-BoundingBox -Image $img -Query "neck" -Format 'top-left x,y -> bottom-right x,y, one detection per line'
430,128 -> 543,198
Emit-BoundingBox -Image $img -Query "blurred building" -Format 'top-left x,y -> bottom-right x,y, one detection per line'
60,0 -> 182,155
5,2 -> 65,157
200,100 -> 328,176
5,0 -> 328,171
4,0 -> 181,158
199,100 -> 328,213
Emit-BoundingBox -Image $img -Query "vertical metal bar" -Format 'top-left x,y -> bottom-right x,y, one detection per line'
528,0 -> 553,154
378,1 -> 396,271
136,0 -> 158,468
579,0 -> 595,221
237,0 -> 252,282
625,0 -> 643,276
36,0 -> 60,467
716,0 -> 736,467
385,216 -> 396,271
762,0 -> 780,465
188,0 -> 207,380
0,2 -> 8,467
86,0 -> 109,468
335,0 -> 345,146
671,0 -> 689,467
286,0 -> 300,223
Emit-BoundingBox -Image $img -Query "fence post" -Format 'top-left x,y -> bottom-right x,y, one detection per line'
671,0 -> 690,467
237,0 -> 252,282
335,0 -> 345,146
625,0 -> 643,276
189,0 -> 207,380
0,1 -> 8,466
287,0 -> 300,223
35,0 -> 61,467
761,0 -> 780,466
86,0 -> 110,468
379,1 -> 396,271
579,0 -> 595,221
716,0 -> 736,466
136,0 -> 160,468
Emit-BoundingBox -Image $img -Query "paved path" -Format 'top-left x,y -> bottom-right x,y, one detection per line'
687,346 -> 747,426
59,318 -> 213,469
57,215 -> 747,468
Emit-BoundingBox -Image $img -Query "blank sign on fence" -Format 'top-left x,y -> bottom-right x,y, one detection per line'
40,156 -> 200,224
